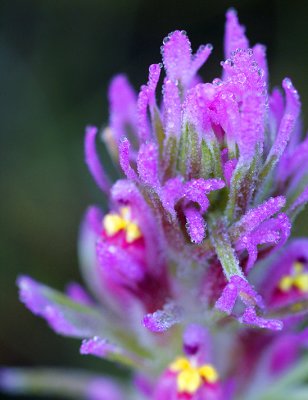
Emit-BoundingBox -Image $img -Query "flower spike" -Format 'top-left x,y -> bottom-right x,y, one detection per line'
7,9 -> 308,400
224,8 -> 249,58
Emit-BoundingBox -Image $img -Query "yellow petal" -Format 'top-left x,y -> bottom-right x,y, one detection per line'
294,274 -> 308,292
199,364 -> 218,383
126,222 -> 142,243
278,276 -> 293,292
169,357 -> 191,372
103,214 -> 127,236
177,368 -> 201,394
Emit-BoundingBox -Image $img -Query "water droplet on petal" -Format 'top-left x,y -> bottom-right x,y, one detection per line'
213,78 -> 223,86
283,77 -> 292,88
163,36 -> 169,44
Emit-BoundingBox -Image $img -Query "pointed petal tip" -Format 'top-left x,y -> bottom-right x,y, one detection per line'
143,304 -> 182,333
118,137 -> 138,180
84,125 -> 111,194
226,7 -> 238,18
184,206 -> 206,244
162,30 -> 191,83
282,77 -> 301,111
240,307 -> 284,331
80,336 -> 113,357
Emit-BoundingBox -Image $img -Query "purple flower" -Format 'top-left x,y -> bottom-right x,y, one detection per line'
261,239 -> 308,313
2,8 -> 308,400
153,325 -> 225,400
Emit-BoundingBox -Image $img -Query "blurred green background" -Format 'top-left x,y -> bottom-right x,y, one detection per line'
1,0 -> 308,398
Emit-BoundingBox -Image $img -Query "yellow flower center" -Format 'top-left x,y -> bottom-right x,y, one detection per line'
103,207 -> 142,243
169,357 -> 218,394
278,262 -> 308,293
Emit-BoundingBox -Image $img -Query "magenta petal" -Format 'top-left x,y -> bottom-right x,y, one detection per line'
143,303 -> 182,332
118,137 -> 138,180
137,142 -> 160,189
66,282 -> 93,306
111,180 -> 166,272
161,178 -> 224,229
137,85 -> 151,141
261,239 -> 308,305
278,135 -> 308,182
82,205 -> 103,236
223,159 -> 237,186
252,44 -> 268,84
78,206 -> 111,305
269,329 -> 308,375
147,64 -> 161,108
269,88 -> 285,144
81,336 -> 147,370
240,307 -> 283,331
254,214 -> 291,249
97,239 -> 144,285
267,78 -> 301,162
239,90 -> 266,162
189,43 -> 213,81
215,278 -> 238,314
221,50 -> 267,161
216,275 -> 264,314
235,196 -> 286,235
183,205 -> 206,244
137,64 -> 161,141
108,74 -> 137,142
183,83 -> 216,142
236,213 -> 291,272
224,8 -> 249,58
17,276 -> 106,338
162,30 -> 191,84
160,176 -> 184,217
84,126 -> 111,194
80,336 -> 117,358
183,324 -> 210,362
184,178 -> 225,213
163,78 -> 181,138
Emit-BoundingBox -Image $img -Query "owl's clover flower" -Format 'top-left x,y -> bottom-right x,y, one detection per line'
2,8 -> 308,400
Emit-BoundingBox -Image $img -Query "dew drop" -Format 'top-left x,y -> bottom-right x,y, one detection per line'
149,64 -> 157,73
237,73 -> 246,84
283,77 -> 292,89
213,78 -> 223,86
163,36 -> 169,45
198,44 -> 205,52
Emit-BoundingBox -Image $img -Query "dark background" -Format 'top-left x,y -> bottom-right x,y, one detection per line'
1,0 -> 308,398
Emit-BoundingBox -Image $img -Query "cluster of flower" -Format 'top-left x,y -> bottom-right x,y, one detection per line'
2,9 -> 308,400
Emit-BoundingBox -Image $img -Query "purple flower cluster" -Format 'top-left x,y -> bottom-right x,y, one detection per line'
2,9 -> 308,400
